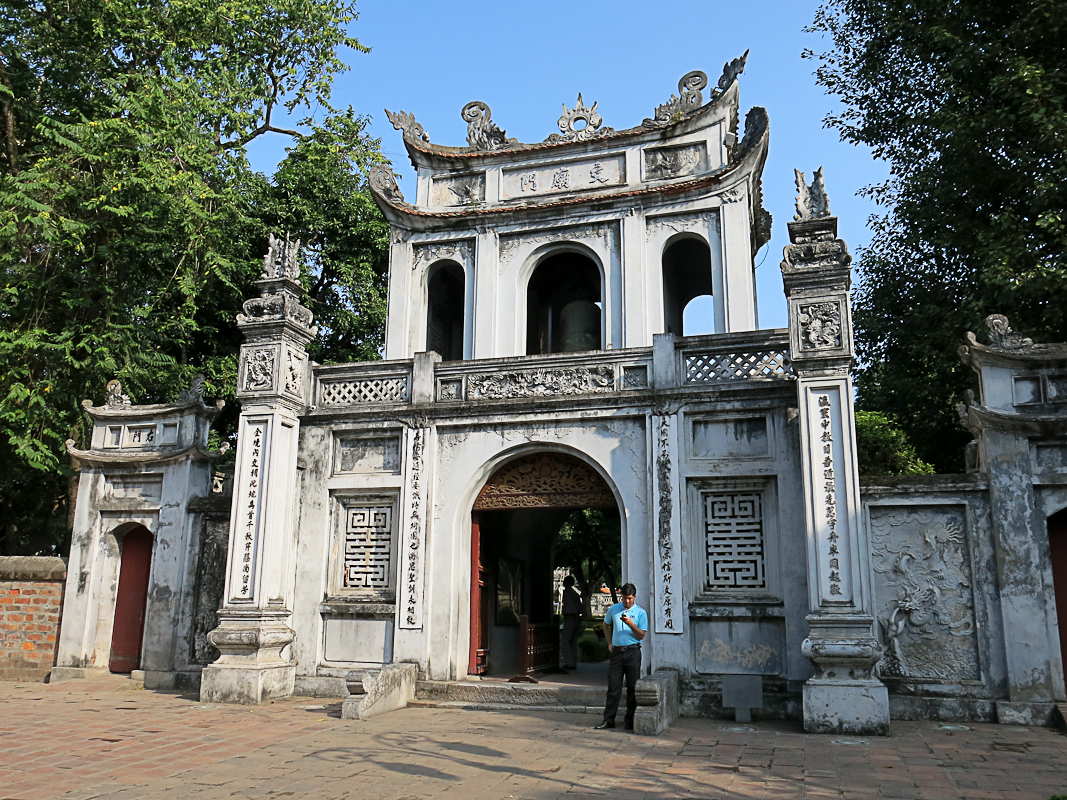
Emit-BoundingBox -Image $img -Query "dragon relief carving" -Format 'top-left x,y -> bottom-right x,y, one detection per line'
466,365 -> 615,401
545,94 -> 615,143
462,101 -> 513,151
798,302 -> 842,350
244,348 -> 276,392
869,508 -> 979,680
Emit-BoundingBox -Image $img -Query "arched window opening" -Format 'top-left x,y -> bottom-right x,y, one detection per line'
426,260 -> 465,362
662,237 -> 713,336
526,252 -> 602,355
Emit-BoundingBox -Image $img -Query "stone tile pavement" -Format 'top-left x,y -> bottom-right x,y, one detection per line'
1,678 -> 1065,800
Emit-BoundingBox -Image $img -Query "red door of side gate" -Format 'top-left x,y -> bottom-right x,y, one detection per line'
469,512 -> 490,675
109,527 -> 153,673
1050,510 -> 1067,679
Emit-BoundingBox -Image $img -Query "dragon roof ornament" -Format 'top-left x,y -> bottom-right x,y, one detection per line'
385,109 -> 429,142
794,167 -> 831,221
462,101 -> 514,151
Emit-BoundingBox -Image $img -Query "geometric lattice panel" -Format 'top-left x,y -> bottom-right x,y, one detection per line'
685,350 -> 792,383
344,505 -> 393,589
320,377 -> 409,406
703,492 -> 766,589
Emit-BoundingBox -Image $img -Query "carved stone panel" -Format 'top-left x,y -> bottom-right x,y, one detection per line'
242,346 -> 277,393
335,435 -> 401,474
430,173 -> 486,207
797,302 -> 843,351
501,155 -> 625,200
869,505 -> 980,681
692,619 -> 784,676
642,143 -> 708,182
466,365 -> 615,400
190,514 -> 229,664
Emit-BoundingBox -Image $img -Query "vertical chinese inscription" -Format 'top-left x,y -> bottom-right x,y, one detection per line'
656,415 -> 675,629
402,429 -> 424,627
238,425 -> 264,599
817,394 -> 843,599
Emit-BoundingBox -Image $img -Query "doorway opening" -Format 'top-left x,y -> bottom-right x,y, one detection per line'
1049,508 -> 1067,685
109,525 -> 153,673
426,260 -> 465,361
662,235 -> 713,336
526,251 -> 602,355
469,452 -> 621,681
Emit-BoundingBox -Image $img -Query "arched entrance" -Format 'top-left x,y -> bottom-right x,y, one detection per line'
1049,508 -> 1067,682
109,525 -> 153,673
468,452 -> 620,678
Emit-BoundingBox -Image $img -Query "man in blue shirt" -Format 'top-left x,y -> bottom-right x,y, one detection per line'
594,582 -> 648,731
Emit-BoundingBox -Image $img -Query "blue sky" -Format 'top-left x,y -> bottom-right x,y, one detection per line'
247,0 -> 888,331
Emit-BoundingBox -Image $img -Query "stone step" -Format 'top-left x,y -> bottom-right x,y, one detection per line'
415,680 -> 602,709
409,699 -> 600,714
1054,703 -> 1067,731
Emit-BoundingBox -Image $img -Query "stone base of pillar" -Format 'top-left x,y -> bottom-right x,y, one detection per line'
801,614 -> 890,735
803,679 -> 889,735
199,610 -> 296,705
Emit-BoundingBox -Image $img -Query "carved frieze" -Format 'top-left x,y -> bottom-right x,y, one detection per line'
499,222 -> 617,263
412,240 -> 474,271
473,452 -> 615,510
544,94 -> 615,144
798,302 -> 842,351
430,173 -> 486,207
645,212 -> 709,242
466,365 -> 614,401
869,506 -> 980,681
643,143 -> 708,182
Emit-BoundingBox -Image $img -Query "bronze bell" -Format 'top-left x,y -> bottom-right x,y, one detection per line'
559,299 -> 600,352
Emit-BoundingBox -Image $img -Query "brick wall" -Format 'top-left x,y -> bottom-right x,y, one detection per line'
0,557 -> 66,682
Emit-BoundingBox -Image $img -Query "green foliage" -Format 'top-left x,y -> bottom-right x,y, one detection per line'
555,508 -> 621,618
854,411 -> 935,477
0,1 -> 388,554
808,1 -> 1067,470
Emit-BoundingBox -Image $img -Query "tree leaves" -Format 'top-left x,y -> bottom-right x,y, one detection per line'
809,0 -> 1067,470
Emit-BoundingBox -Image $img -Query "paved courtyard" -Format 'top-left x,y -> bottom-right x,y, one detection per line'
1,678 -> 1065,800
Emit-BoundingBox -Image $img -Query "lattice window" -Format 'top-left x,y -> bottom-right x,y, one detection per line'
703,492 -> 766,589
343,505 -> 394,589
319,376 -> 409,406
685,351 -> 792,383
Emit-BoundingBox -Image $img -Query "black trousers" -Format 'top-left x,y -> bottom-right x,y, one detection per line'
602,646 -> 641,724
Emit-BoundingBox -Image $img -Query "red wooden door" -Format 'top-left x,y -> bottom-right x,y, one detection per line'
469,513 -> 490,675
109,527 -> 153,673
1050,511 -> 1067,679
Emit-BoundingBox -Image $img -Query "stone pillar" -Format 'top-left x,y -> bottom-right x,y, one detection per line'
200,234 -> 316,705
781,170 -> 888,734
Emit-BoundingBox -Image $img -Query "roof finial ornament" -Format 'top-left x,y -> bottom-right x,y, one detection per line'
545,94 -> 615,143
385,109 -> 430,143
461,101 -> 511,151
647,70 -> 708,126
261,232 -> 301,281
716,49 -> 750,94
369,164 -> 406,204
793,167 -> 832,221
985,314 -> 1034,352
105,380 -> 132,409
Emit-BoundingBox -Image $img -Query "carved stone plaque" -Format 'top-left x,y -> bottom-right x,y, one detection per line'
430,173 -> 486,207
501,155 -> 625,200
642,142 -> 708,182
335,435 -> 401,474
466,365 -> 614,400
869,506 -> 980,681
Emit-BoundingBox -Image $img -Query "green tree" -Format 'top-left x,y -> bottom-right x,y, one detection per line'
854,411 -> 935,477
555,508 -> 622,618
0,1 -> 388,554
808,1 -> 1067,470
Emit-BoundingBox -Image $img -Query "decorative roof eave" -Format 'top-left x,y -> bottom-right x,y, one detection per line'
959,401 -> 1067,435
66,440 -> 229,470
398,81 -> 741,172
372,112 -> 770,232
82,377 -> 224,421
958,314 -> 1067,371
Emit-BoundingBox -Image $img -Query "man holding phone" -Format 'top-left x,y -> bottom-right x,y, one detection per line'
594,582 -> 648,731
